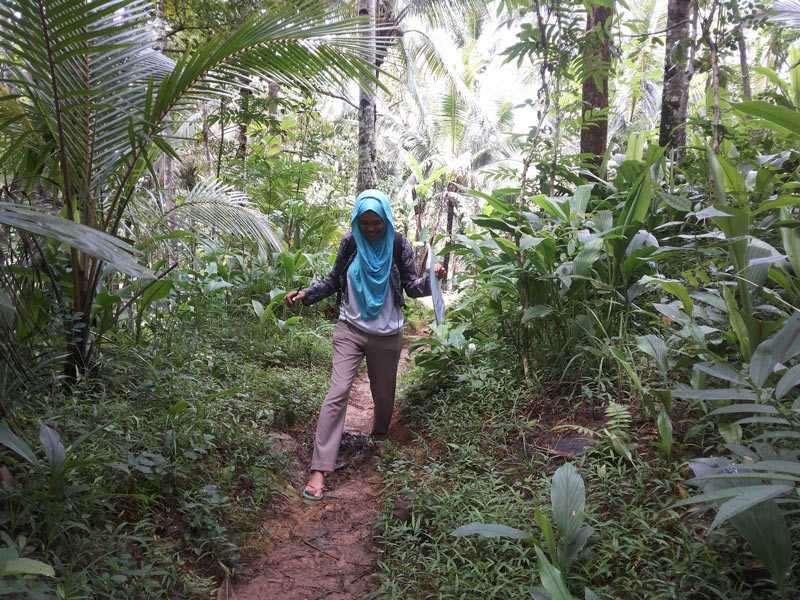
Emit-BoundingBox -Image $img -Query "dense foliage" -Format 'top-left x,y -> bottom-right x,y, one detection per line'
2,0 -> 800,598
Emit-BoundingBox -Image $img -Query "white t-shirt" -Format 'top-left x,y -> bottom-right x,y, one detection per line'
340,272 -> 404,335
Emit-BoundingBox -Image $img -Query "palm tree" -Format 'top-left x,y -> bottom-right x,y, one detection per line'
384,23 -> 516,275
354,0 -> 488,193
0,0 -> 377,377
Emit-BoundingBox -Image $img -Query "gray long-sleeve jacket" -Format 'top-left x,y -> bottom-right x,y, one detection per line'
303,232 -> 431,307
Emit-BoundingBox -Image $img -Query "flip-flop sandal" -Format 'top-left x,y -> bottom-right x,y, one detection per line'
302,484 -> 326,501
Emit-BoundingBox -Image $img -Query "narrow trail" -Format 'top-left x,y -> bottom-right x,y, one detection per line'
221,346 -> 412,600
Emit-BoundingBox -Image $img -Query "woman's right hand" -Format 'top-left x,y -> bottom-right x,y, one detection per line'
285,290 -> 307,306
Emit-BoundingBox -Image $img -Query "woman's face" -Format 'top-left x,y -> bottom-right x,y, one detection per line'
358,210 -> 385,241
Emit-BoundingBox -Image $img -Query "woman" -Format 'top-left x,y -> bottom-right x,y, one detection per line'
285,189 -> 443,500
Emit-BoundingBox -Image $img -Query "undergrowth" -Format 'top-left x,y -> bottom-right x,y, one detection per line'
374,357 -> 795,599
1,305 -> 331,599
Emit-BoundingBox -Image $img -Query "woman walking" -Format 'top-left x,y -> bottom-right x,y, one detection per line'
285,189 -> 443,500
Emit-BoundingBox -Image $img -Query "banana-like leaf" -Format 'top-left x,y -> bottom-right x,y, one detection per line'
693,362 -> 747,386
776,363 -> 800,399
0,422 -> 37,465
710,404 -> 778,416
731,499 -> 793,588
0,203 -> 152,279
636,334 -> 669,376
535,545 -> 574,600
672,386 -> 757,402
638,276 -> 693,315
732,101 -> 800,136
39,424 -> 65,474
451,522 -> 529,539
551,463 -> 585,541
0,555 -> 56,578
656,409 -> 673,459
750,313 -> 800,387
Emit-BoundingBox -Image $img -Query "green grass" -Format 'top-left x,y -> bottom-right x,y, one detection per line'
374,360 -> 795,600
1,304 -> 331,598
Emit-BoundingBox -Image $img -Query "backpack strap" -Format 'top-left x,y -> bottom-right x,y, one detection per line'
393,233 -> 403,265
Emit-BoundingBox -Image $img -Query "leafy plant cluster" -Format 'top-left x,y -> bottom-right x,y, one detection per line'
0,303 -> 330,598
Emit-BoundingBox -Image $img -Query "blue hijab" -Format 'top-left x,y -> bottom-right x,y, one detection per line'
349,189 -> 395,320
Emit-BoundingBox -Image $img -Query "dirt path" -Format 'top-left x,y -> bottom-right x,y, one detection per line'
220,348 -> 411,600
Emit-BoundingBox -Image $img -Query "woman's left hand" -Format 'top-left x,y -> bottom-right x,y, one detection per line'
434,263 -> 446,279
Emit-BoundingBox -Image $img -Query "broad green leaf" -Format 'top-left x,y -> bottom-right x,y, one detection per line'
694,362 -> 747,386
707,147 -> 728,206
0,557 -> 56,578
750,313 -> 800,386
657,409 -> 673,459
138,280 -> 173,314
531,195 -> 568,220
732,101 -> 800,136
559,525 -> 594,571
520,235 -> 545,251
730,499 -> 792,589
722,286 -> 752,360
551,463 -> 585,540
451,522 -> 529,539
535,546 -> 574,600
748,460 -> 800,476
780,207 -> 800,280
636,335 -> 669,377
569,184 -> 594,218
638,276 -> 693,315
251,300 -> 265,318
711,485 -> 793,530
672,386 -> 757,401
776,363 -> 800,399
39,424 -> 65,474
473,215 -> 516,234
754,195 -> 800,214
534,509 -> 557,565
573,238 -> 604,277
710,404 -> 778,416
0,422 -> 37,465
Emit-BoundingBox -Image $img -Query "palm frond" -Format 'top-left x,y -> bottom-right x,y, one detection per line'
153,179 -> 283,257
0,0 -> 174,200
0,202 -> 152,277
398,0 -> 488,31
767,0 -> 800,28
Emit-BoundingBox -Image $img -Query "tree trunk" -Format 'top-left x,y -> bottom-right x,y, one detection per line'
579,1 -> 614,174
659,0 -> 693,155
442,192 -> 455,278
733,3 -> 752,101
236,85 -> 252,162
356,0 -> 377,194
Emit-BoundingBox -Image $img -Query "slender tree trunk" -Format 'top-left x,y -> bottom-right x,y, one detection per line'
709,39 -> 721,152
236,84 -> 252,162
733,2 -> 752,101
356,0 -> 377,193
579,1 -> 614,174
202,101 -> 212,166
675,0 -> 698,152
659,0 -> 692,154
442,189 -> 456,280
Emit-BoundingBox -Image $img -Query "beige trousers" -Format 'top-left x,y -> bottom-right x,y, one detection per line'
310,320 -> 403,472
